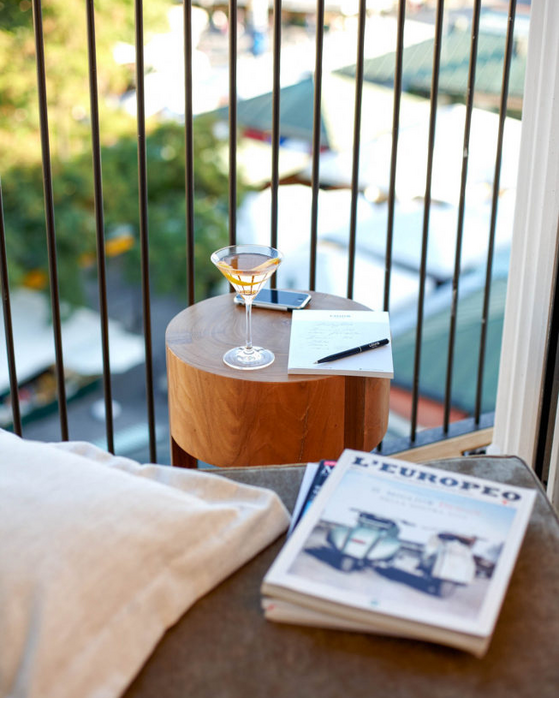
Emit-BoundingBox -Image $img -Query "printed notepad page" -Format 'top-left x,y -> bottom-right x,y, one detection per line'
287,310 -> 393,378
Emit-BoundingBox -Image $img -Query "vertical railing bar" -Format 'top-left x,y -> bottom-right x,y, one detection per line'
31,0 -> 69,441
383,0 -> 406,313
270,0 -> 282,288
346,0 -> 367,300
474,0 -> 517,423
443,0 -> 481,434
410,0 -> 444,443
228,0 -> 238,247
85,0 -> 114,454
377,0 -> 405,456
0,178 -> 22,436
183,0 -> 196,306
134,0 -> 157,462
309,0 -> 325,291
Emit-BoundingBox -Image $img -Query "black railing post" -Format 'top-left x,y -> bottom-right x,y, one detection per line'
309,0 -> 325,291
474,0 -> 517,424
184,0 -> 196,306
135,0 -> 157,462
410,0 -> 445,442
85,0 -> 114,453
0,178 -> 22,436
270,0 -> 282,288
347,0 -> 367,300
229,0 -> 238,247
443,0 -> 482,434
31,0 -> 69,441
384,0 -> 406,314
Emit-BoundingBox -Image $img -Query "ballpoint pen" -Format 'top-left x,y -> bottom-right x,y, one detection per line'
314,338 -> 390,364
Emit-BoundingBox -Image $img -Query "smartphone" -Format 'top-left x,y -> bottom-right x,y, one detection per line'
234,288 -> 311,311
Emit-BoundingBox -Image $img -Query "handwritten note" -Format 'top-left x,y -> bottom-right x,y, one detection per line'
287,310 -> 393,378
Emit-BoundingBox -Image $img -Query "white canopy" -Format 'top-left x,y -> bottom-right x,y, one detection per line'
237,185 -> 434,310
303,103 -> 522,205
0,290 -> 145,394
322,190 -> 516,282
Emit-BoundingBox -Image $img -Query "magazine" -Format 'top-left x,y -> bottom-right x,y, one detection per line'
288,462 -> 319,536
288,460 -> 336,535
262,450 -> 536,657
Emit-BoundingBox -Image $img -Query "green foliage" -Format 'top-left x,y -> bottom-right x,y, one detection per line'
100,119 -> 235,302
0,0 -> 146,165
0,1 -> 244,306
2,118 -> 239,305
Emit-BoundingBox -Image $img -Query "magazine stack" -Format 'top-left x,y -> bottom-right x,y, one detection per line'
262,450 -> 536,657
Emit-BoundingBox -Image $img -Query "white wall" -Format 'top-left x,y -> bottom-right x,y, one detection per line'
491,0 -> 559,505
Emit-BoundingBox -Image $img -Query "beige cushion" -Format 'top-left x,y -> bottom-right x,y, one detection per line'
0,431 -> 289,697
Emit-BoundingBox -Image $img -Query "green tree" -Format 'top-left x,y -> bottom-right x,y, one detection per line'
0,1 -> 244,305
2,117 -> 241,305
0,0 -> 172,166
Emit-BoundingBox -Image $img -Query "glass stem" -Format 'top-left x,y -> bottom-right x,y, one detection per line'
245,299 -> 254,353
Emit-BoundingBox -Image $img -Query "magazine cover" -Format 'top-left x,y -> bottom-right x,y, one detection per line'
289,460 -> 337,535
287,462 -> 319,536
263,450 -> 536,646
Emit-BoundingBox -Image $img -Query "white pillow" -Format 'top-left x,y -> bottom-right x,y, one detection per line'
0,431 -> 289,698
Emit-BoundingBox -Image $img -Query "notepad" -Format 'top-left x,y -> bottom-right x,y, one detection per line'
287,310 -> 393,378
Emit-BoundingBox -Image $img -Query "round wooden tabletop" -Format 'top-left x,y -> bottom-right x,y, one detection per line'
166,291 -> 390,467
165,291 -> 372,383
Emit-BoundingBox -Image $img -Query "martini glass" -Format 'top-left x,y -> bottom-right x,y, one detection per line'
211,244 -> 283,370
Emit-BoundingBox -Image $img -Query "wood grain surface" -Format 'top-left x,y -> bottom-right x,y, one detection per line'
166,291 -> 390,467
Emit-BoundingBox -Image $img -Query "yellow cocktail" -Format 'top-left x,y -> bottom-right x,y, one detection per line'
211,245 -> 283,369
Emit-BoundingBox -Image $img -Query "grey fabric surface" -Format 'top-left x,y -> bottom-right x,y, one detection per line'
124,456 -> 559,698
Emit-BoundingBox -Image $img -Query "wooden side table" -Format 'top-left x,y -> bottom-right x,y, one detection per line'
166,291 -> 390,468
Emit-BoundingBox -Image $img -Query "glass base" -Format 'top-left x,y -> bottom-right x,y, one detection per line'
223,346 -> 275,370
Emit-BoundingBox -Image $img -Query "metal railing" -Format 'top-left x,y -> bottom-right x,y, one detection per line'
0,0 -> 521,463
